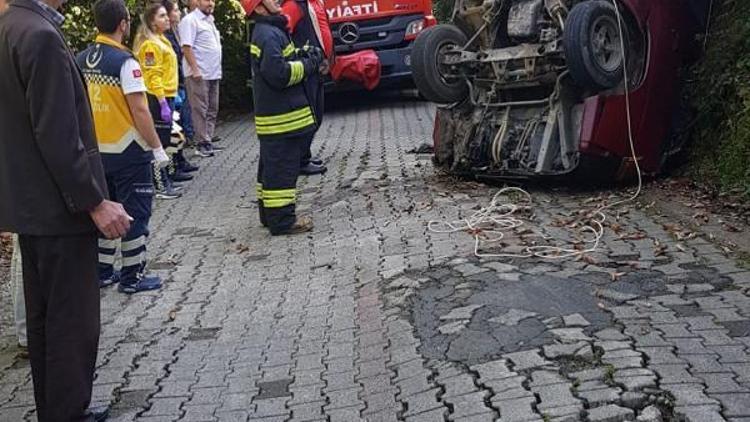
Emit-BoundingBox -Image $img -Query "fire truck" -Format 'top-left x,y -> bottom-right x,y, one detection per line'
325,0 -> 437,90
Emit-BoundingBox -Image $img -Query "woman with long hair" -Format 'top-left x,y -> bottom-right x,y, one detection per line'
134,3 -> 182,199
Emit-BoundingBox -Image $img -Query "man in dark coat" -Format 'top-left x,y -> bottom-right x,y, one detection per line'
0,0 -> 132,420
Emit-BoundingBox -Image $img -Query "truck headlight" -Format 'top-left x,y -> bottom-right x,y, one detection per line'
405,19 -> 425,41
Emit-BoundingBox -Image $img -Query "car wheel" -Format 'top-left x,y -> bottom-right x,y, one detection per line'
563,0 -> 627,91
411,24 -> 469,104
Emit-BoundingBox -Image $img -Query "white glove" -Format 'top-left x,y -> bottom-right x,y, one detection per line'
153,147 -> 170,169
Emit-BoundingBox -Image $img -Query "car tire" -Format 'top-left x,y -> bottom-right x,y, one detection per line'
411,24 -> 468,104
563,0 -> 627,91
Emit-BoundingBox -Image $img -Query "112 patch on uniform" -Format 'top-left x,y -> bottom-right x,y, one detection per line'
144,51 -> 156,66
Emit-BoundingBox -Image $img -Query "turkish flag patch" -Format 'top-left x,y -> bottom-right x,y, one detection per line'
144,51 -> 156,66
132,69 -> 142,78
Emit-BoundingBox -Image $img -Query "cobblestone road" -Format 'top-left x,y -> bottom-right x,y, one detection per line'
1,93 -> 749,422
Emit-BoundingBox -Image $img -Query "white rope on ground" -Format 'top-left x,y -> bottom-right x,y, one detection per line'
428,0 -> 642,260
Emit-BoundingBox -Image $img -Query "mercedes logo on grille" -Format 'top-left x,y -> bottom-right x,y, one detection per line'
339,22 -> 360,44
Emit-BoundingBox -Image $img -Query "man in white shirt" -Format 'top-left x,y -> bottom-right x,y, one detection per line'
179,0 -> 224,157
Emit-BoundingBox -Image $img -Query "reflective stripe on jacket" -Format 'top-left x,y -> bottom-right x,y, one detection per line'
250,14 -> 317,140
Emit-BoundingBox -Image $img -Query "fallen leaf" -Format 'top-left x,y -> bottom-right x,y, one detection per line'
610,272 -> 626,281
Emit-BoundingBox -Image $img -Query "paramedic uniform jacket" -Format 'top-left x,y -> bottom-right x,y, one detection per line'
250,15 -> 318,140
77,35 -> 154,173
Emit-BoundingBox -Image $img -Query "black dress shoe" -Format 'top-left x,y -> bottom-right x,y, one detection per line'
88,405 -> 109,421
211,136 -> 223,143
171,171 -> 194,182
179,160 -> 200,173
300,163 -> 327,175
309,157 -> 323,165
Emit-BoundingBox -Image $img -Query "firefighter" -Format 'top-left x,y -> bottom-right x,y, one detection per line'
134,2 -> 183,199
77,0 -> 169,293
281,0 -> 333,175
242,0 -> 324,235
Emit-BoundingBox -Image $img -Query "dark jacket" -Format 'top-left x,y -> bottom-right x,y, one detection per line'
0,0 -> 107,236
287,0 -> 326,124
165,30 -> 185,88
250,15 -> 318,140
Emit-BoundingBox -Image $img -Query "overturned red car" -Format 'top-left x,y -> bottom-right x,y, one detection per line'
411,0 -> 712,181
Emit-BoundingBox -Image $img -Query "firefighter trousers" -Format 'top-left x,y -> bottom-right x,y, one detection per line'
256,133 -> 307,234
98,162 -> 154,286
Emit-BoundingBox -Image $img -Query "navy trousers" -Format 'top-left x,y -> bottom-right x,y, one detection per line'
98,162 -> 154,286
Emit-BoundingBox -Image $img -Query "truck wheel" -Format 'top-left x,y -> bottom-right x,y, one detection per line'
563,0 -> 626,91
411,24 -> 468,104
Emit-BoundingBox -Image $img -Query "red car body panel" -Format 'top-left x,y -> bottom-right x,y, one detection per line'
579,0 -> 696,176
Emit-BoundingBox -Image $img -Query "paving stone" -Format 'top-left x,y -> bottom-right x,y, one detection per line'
697,372 -> 750,394
503,350 -> 551,371
492,396 -> 539,422
597,341 -> 634,352
569,368 -> 606,383
529,370 -> 567,387
489,309 -> 539,326
325,405 -> 364,422
578,387 -> 622,407
673,405 -> 725,422
636,405 -> 662,422
470,359 -> 514,383
543,342 -> 591,359
649,364 -> 701,384
439,320 -> 469,335
451,413 -> 496,422
440,305 -> 484,321
440,374 -> 479,398
444,391 -> 493,418
594,329 -> 629,341
404,407 -> 449,422
563,314 -> 590,327
683,354 -> 726,374
615,375 -> 657,392
587,404 -> 635,422
637,347 -> 684,365
661,384 -> 719,407
711,393 -> 750,417
542,404 -> 581,419
598,290 -> 640,304
484,262 -> 517,273
620,392 -> 648,409
549,328 -> 592,343
534,383 -> 580,411
401,388 -> 442,417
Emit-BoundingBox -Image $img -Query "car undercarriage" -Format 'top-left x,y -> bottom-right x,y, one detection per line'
411,0 -> 652,180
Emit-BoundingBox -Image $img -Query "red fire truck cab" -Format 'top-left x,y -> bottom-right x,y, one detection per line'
325,0 -> 437,90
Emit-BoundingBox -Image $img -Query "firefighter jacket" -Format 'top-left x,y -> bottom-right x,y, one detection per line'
77,35 -> 153,172
136,34 -> 179,99
250,15 -> 319,140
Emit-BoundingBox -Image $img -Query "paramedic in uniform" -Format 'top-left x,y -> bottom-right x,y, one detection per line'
77,0 -> 169,294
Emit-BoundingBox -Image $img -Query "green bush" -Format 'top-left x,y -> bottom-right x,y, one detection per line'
61,0 -> 249,111
688,0 -> 750,197
433,0 -> 454,22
